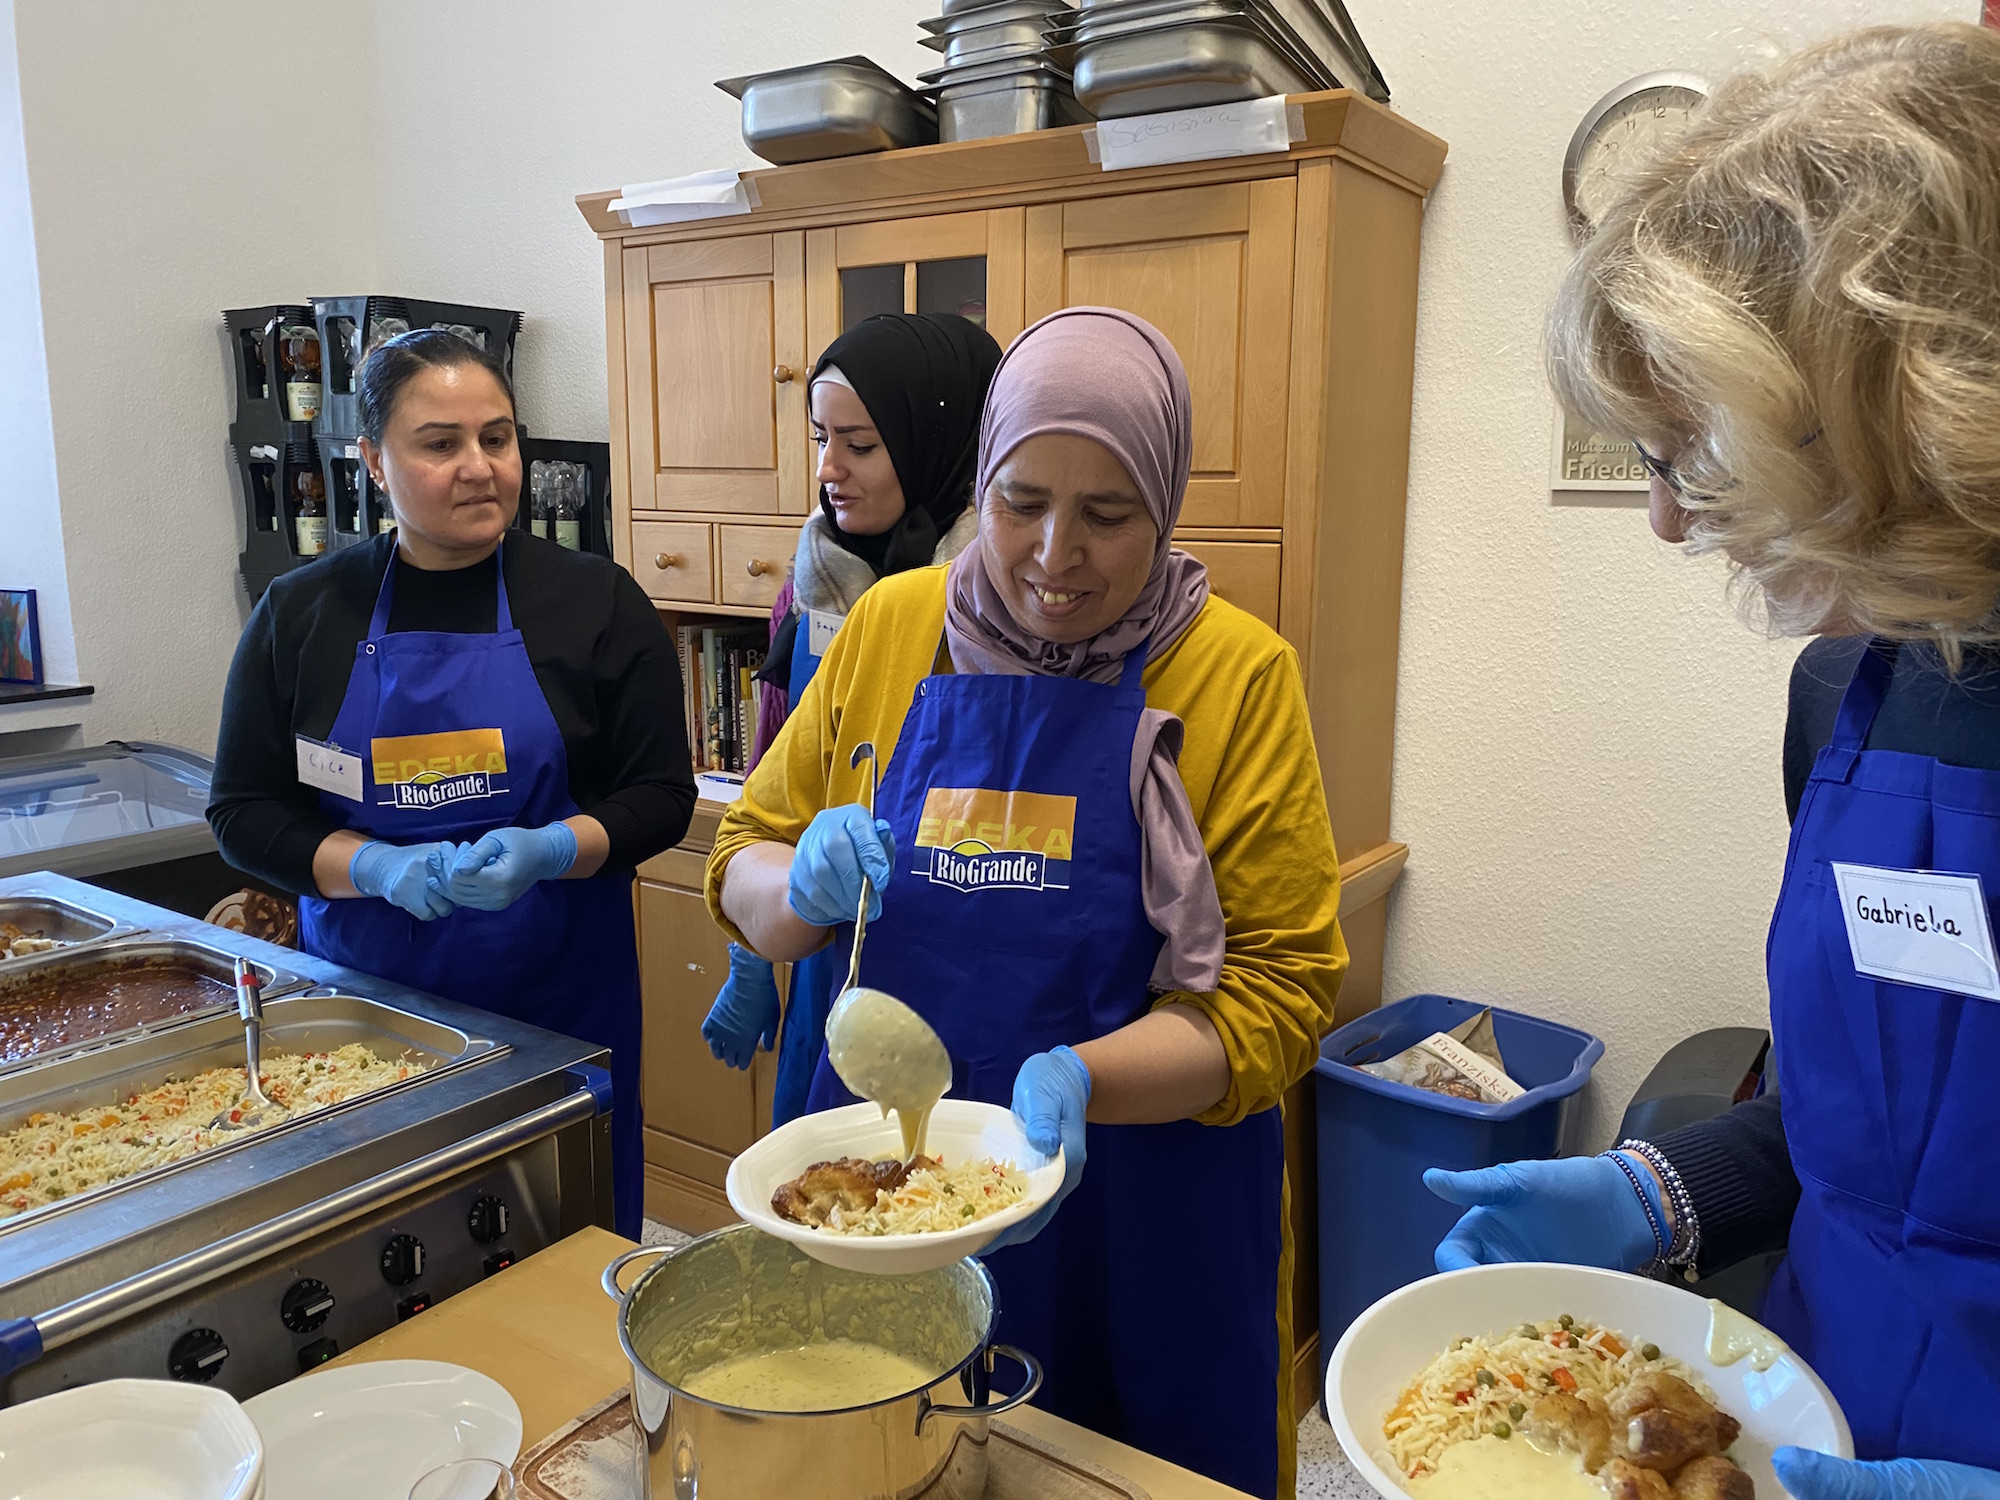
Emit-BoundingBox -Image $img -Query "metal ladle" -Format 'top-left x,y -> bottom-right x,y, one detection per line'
210,957 -> 285,1132
840,741 -> 879,996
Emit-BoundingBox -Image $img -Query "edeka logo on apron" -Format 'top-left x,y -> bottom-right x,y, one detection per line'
913,788 -> 1077,893
370,728 -> 510,811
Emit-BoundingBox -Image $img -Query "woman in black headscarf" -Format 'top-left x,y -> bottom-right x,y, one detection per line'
701,311 -> 1002,1124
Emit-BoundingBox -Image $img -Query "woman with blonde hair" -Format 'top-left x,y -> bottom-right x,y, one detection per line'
1427,24 -> 2000,1500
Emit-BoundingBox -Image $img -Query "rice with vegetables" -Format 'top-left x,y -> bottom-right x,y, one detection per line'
0,1043 -> 425,1218
1384,1316 -> 1709,1480
816,1157 -> 1028,1236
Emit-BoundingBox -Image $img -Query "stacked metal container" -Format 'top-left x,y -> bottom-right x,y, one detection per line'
917,0 -> 1092,142
1045,0 -> 1388,119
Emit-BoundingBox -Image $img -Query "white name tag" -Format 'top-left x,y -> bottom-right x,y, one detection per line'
1831,862 -> 2000,1002
295,736 -> 364,802
807,609 -> 844,658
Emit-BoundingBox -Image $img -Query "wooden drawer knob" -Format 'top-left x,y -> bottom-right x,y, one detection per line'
746,558 -> 771,578
654,552 -> 682,570
772,364 -> 795,384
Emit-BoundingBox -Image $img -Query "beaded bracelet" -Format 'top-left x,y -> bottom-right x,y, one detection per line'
1599,1149 -> 1667,1271
1620,1138 -> 1702,1280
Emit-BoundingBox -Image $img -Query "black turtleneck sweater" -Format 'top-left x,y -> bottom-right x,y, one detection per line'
208,533 -> 694,895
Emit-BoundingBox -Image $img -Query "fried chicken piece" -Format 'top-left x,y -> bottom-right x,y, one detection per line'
769,1155 -> 940,1228
1672,1455 -> 1755,1500
1612,1373 -> 1741,1472
1529,1390 -> 1614,1473
1603,1458 -> 1675,1500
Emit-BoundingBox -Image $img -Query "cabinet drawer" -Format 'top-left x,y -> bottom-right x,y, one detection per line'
1176,539 -> 1280,629
634,521 -> 713,604
718,524 -> 794,609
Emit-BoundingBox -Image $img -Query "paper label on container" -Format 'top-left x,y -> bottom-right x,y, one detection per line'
1831,862 -> 2000,1001
295,736 -> 363,802
1086,96 -> 1304,172
807,608 -> 844,658
1416,1031 -> 1525,1102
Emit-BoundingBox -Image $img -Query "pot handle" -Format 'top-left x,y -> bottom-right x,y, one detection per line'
916,1344 -> 1044,1432
601,1244 -> 675,1305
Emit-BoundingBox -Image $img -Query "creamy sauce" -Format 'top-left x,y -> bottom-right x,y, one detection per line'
1406,1435 -> 1603,1500
680,1338 -> 939,1412
824,987 -> 952,1161
1707,1297 -> 1786,1372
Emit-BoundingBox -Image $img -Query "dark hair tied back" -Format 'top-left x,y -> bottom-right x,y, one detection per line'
356,327 -> 515,443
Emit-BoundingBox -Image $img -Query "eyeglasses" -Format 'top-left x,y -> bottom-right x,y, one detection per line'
1631,430 -> 1821,498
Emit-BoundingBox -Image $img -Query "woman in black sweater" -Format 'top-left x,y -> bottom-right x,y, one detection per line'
208,330 -> 694,1235
1428,24 -> 2000,1500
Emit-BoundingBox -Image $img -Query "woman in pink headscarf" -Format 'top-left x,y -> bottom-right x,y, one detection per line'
706,308 -> 1347,1499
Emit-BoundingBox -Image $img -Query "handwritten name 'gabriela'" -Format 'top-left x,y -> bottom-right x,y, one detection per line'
1853,894 -> 1964,937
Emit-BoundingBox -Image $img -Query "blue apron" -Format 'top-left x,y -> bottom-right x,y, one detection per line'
805,648 -> 1287,1498
1763,640 -> 2000,1465
771,614 -> 840,1128
299,547 -> 643,1237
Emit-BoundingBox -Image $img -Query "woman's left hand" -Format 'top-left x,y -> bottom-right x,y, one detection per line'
1775,1450 -> 2000,1499
444,823 -> 578,911
983,1046 -> 1091,1253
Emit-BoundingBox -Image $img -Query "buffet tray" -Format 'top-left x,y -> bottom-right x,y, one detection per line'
0,990 -> 501,1235
0,894 -> 139,966
0,935 -> 306,1075
513,1391 -> 1153,1500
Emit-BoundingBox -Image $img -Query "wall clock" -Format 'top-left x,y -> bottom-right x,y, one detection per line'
1563,71 -> 1710,239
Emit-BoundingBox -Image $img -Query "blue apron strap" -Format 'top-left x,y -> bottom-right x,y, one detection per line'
365,549 -> 398,638
1830,640 -> 1898,751
494,540 -> 514,633
1118,648 -> 1146,690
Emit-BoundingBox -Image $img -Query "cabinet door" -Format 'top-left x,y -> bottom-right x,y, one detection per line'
805,207 -> 1027,364
636,879 -> 775,1192
623,232 -> 808,516
1024,181 -> 1295,528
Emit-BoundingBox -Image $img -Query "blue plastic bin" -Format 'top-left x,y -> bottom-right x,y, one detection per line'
1312,994 -> 1603,1378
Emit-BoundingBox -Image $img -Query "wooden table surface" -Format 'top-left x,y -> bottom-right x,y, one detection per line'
328,1227 -> 1249,1500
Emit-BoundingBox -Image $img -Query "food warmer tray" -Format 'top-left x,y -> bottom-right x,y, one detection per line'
0,933 -> 307,1075
0,893 -> 141,966
0,872 -> 615,1406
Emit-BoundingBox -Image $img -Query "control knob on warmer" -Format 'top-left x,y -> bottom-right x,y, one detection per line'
468,1194 -> 509,1244
380,1233 -> 426,1287
168,1327 -> 229,1383
280,1277 -> 336,1334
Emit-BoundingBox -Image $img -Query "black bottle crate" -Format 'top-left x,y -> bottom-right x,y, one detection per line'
519,436 -> 613,560
315,436 -> 394,553
223,305 -> 325,438
310,296 -> 523,442
232,425 -> 327,599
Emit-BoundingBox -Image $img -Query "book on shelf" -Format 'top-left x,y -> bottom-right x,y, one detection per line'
675,621 -> 767,775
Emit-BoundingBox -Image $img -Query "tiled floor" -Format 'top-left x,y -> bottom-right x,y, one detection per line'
641,1219 -> 1376,1497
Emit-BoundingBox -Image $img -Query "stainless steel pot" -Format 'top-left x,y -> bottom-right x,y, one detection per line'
604,1227 -> 1042,1500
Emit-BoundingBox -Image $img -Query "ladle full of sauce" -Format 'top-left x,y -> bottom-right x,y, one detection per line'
823,742 -> 951,1163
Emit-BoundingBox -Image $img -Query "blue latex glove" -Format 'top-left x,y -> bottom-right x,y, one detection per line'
702,944 -> 781,1070
1774,1449 -> 2000,1500
787,805 -> 896,927
1424,1156 -> 1656,1273
443,823 -> 578,912
349,840 -> 460,922
983,1045 -> 1091,1253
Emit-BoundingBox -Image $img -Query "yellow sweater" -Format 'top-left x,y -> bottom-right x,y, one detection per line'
706,563 -> 1348,1125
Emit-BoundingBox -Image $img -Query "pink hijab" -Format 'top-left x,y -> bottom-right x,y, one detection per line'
944,308 -> 1224,994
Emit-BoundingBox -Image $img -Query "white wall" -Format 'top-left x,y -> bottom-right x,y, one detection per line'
0,0 -> 75,691
9,0 -> 378,749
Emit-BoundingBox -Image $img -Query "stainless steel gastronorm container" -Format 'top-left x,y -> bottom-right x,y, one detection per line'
938,79 -> 1093,140
1061,0 -> 1387,101
0,934 -> 306,1073
605,1227 -> 1043,1500
717,57 -> 937,165
0,894 -> 137,965
1071,20 -> 1317,116
0,871 -> 615,1405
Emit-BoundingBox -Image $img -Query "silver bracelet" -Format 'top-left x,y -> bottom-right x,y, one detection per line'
1619,1138 -> 1701,1279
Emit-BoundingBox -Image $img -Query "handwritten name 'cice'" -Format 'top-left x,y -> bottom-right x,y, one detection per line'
1852,893 -> 1963,937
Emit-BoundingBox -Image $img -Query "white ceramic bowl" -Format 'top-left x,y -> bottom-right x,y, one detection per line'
726,1098 -> 1064,1273
1325,1263 -> 1853,1499
0,1377 -> 265,1500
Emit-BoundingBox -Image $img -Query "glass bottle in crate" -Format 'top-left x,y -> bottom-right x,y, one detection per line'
528,462 -> 549,539
554,465 -> 582,551
365,299 -> 410,356
290,459 -> 327,558
278,319 -> 322,422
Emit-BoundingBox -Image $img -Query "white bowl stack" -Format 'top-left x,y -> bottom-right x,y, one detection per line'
0,1378 -> 266,1499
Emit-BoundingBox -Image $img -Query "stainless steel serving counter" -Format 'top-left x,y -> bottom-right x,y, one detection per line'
0,871 -> 616,1405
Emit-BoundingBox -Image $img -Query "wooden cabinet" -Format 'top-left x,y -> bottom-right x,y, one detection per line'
584,90 -> 1446,1416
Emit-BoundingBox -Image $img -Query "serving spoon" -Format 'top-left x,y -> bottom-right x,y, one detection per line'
210,957 -> 286,1132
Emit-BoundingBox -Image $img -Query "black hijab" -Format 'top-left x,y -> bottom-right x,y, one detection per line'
810,312 -> 1002,575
